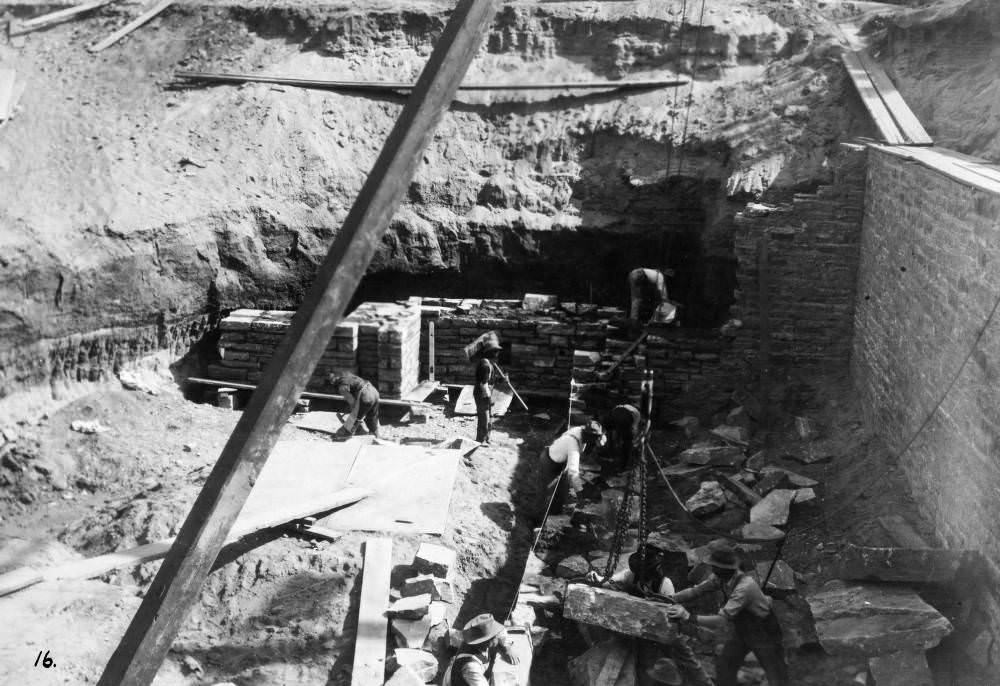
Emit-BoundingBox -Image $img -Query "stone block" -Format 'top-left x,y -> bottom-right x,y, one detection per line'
414,543 -> 456,579
685,481 -> 727,517
754,470 -> 791,496
738,522 -> 785,541
385,665 -> 425,686
868,650 -> 933,686
391,615 -> 433,650
556,555 -> 591,579
387,594 -> 432,619
523,293 -> 559,311
835,544 -> 979,584
392,648 -> 438,682
679,445 -> 745,467
750,489 -> 797,527
563,584 -> 679,645
755,560 -> 796,594
710,424 -> 750,444
402,574 -> 456,603
806,581 -> 953,657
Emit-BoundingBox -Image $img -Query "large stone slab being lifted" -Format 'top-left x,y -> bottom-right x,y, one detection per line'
563,584 -> 679,645
806,581 -> 953,657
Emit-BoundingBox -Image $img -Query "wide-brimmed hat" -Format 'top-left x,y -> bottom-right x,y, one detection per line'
706,540 -> 740,570
627,544 -> 664,575
462,614 -> 504,645
646,657 -> 682,685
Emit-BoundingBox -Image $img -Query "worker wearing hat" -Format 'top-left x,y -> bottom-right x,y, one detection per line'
537,420 -> 605,520
443,613 -> 518,686
473,341 -> 501,445
666,540 -> 790,686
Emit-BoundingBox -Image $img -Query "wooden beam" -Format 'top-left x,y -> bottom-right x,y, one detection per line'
87,0 -> 172,52
428,321 -> 436,382
186,377 -> 433,409
9,0 -> 117,36
352,538 -> 393,686
855,50 -> 932,145
173,70 -> 687,92
97,3 -> 497,682
841,51 -> 906,145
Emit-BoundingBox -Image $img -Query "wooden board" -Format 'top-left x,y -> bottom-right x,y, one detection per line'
88,0 -> 173,52
855,50 -> 932,145
10,0 -> 117,36
352,539 -> 392,686
320,444 -> 462,535
187,377 -> 432,408
402,380 -> 441,402
841,51 -> 906,145
289,411 -> 344,435
453,385 -> 513,416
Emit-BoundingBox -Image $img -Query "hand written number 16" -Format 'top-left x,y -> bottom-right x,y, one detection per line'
34,650 -> 56,669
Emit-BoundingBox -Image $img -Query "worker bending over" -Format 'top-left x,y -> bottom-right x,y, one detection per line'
537,420 -> 604,520
473,343 -> 501,445
443,613 -> 518,686
666,541 -> 790,686
328,372 -> 381,439
628,268 -> 670,324
586,545 -> 713,686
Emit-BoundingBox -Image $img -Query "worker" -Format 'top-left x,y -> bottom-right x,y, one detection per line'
473,343 -> 501,445
443,613 -> 519,686
628,268 -> 671,324
585,546 -> 713,686
603,402 -> 642,474
645,658 -> 682,685
666,541 -> 790,686
328,372 -> 381,439
537,420 -> 605,519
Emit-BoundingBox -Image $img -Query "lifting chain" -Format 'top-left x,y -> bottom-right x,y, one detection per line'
600,370 -> 655,582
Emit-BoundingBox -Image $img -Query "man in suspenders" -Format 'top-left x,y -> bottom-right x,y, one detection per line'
443,614 -> 518,686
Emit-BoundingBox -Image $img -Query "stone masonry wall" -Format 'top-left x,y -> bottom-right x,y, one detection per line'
852,146 -> 1000,657
732,143 -> 868,369
209,298 -> 422,397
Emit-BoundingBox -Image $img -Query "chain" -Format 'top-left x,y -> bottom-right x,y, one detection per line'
601,458 -> 637,583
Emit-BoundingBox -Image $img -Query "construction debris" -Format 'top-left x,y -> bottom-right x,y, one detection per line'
563,584 -> 679,644
401,574 -> 455,603
806,581 -> 953,656
413,542 -> 456,579
750,488 -> 797,526
685,480 -> 728,517
556,555 -> 591,579
387,594 -> 432,619
679,445 -> 744,467
392,648 -> 438,682
88,0 -> 173,52
759,466 -> 818,488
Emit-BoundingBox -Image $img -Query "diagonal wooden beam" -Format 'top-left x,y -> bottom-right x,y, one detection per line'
97,1 -> 498,683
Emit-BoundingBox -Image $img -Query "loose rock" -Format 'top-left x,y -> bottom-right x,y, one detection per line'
414,542 -> 456,579
393,648 -> 438,682
685,481 -> 727,517
556,554 -> 591,579
679,445 -> 745,467
750,489 -> 797,527
385,664 -> 426,686
388,594 -> 432,619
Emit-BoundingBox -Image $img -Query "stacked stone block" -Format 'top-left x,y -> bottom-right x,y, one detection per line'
208,301 -> 422,397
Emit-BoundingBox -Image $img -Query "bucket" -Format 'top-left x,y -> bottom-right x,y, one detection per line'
463,330 -> 501,362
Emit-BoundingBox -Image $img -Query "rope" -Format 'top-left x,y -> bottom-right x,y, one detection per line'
674,0 -> 707,181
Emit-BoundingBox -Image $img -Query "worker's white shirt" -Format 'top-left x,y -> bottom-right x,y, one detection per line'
548,427 -> 585,478
611,569 -> 675,596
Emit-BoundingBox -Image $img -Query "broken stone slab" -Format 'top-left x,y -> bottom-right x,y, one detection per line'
387,593 -> 432,619
556,555 -> 591,579
750,489 -> 797,527
393,648 -> 438,682
754,470 -> 790,496
386,665 -> 424,686
679,445 -> 745,467
563,584 -> 679,645
835,544 -> 980,584
806,581 -> 953,656
391,615 -> 433,649
414,542 -> 456,579
720,475 -> 762,505
738,522 -> 785,541
868,650 -> 933,686
685,481 -> 727,517
794,487 -> 816,504
760,465 -> 818,488
402,574 -> 456,603
710,424 -> 750,444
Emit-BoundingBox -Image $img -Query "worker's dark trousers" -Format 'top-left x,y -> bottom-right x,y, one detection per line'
606,408 -> 635,473
717,611 -> 789,686
356,385 -> 381,438
474,394 -> 491,442
637,638 -> 713,686
537,451 -> 568,521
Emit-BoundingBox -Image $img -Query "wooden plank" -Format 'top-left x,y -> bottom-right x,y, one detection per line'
0,566 -> 44,597
0,69 -> 16,122
10,0 -> 117,36
173,70 -> 687,92
453,385 -> 512,416
401,380 -> 441,402
98,3 -> 497,680
87,0 -> 172,52
352,538 -> 393,686
841,51 -> 906,145
878,514 -> 931,548
186,377 -> 432,409
855,50 -> 932,145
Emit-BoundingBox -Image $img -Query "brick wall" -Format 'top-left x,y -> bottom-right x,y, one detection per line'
732,144 -> 868,369
852,146 -> 1000,654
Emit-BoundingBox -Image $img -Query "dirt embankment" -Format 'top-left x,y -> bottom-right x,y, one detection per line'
0,0 -> 872,398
